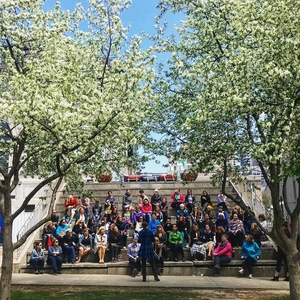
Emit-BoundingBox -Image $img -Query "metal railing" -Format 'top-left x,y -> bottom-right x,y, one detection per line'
229,179 -> 273,231
15,197 -> 48,258
15,180 -> 66,259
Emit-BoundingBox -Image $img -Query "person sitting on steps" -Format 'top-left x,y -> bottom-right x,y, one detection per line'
213,233 -> 233,276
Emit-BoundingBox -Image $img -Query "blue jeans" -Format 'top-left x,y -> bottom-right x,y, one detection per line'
141,257 -> 158,281
63,245 -> 76,263
47,255 -> 63,272
30,258 -> 45,271
214,255 -> 231,265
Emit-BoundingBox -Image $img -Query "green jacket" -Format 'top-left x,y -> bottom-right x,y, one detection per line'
169,231 -> 183,245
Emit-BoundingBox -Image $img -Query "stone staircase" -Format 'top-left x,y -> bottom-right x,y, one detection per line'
18,179 -> 280,277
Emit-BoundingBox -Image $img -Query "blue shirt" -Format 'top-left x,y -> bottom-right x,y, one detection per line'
148,220 -> 160,234
127,242 -> 141,259
242,241 -> 261,261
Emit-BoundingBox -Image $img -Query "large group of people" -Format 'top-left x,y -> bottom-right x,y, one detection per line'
31,187 -> 282,281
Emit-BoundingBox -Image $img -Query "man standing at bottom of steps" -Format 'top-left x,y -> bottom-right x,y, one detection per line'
138,222 -> 160,282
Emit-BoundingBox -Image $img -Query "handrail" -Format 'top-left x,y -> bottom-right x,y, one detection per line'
15,180 -> 66,259
15,197 -> 48,259
229,179 -> 273,231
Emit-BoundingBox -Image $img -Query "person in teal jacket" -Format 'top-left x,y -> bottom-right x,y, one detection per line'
239,234 -> 261,278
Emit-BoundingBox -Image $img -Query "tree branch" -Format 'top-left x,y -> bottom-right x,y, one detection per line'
13,216 -> 51,250
282,177 -> 292,216
11,173 -> 61,220
5,37 -> 22,73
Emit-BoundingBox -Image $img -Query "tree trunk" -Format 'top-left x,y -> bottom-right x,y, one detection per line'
287,253 -> 300,300
0,219 -> 13,300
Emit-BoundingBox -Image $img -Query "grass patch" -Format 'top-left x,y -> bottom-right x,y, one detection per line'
11,289 -> 197,300
11,286 -> 290,300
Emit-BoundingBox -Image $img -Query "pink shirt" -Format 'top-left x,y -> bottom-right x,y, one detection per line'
213,241 -> 232,258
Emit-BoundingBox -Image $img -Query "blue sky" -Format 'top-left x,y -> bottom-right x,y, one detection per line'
43,0 -> 183,173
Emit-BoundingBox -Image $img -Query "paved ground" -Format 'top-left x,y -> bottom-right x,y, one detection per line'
11,273 -> 290,290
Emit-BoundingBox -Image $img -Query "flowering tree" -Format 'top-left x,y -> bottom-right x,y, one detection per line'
155,0 -> 300,297
0,0 -> 155,298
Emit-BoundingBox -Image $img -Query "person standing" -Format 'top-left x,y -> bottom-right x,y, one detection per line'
138,221 -> 160,282
271,221 -> 290,281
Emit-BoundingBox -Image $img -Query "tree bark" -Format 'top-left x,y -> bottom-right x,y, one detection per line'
0,216 -> 13,300
287,253 -> 300,300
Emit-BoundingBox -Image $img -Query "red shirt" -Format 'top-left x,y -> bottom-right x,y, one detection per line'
64,197 -> 78,209
170,192 -> 185,207
141,203 -> 152,214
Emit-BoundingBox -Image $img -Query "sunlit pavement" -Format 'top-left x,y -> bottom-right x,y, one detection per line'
11,273 -> 289,289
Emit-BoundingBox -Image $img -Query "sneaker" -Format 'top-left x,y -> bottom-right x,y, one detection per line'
123,246 -> 127,250
239,269 -> 244,275
132,268 -> 138,277
39,270 -> 43,274
34,271 -> 39,275
182,257 -> 186,262
249,274 -> 252,279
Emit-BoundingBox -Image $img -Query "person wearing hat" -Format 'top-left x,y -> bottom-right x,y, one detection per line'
176,203 -> 190,235
127,234 -> 141,277
151,189 -> 162,207
204,205 -> 215,221
216,212 -> 229,233
62,228 -> 76,264
216,206 -> 228,220
94,226 -> 108,263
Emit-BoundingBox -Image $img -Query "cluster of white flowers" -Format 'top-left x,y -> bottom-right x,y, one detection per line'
0,0 -> 156,179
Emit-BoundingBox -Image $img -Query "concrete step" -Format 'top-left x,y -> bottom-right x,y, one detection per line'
26,246 -> 276,266
19,259 -> 280,277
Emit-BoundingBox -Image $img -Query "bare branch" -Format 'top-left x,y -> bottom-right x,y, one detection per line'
282,177 -> 292,216
48,176 -> 64,215
5,37 -> 22,73
221,159 -> 227,192
13,215 -> 51,250
12,173 -> 60,220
